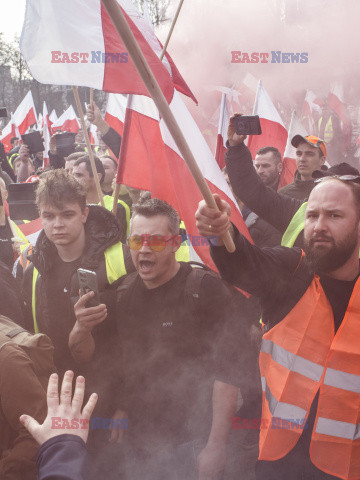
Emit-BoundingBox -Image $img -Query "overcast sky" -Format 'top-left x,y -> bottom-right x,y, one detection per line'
1,0 -> 26,41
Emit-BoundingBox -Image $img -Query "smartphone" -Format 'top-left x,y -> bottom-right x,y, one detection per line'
234,115 -> 262,135
77,268 -> 100,307
55,132 -> 76,157
21,131 -> 45,155
0,108 -> 7,118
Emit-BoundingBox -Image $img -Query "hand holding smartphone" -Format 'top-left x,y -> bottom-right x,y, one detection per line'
77,269 -> 100,307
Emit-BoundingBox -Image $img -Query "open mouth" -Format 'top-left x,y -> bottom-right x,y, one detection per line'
139,260 -> 155,273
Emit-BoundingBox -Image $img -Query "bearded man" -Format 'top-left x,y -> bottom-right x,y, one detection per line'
195,177 -> 360,480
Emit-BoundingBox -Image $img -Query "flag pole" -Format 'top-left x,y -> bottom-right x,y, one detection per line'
112,0 -> 186,216
72,86 -> 105,208
102,0 -> 235,252
160,0 -> 184,61
112,94 -> 132,215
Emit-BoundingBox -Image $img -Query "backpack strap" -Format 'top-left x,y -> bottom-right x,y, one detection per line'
184,262 -> 220,316
116,272 -> 139,307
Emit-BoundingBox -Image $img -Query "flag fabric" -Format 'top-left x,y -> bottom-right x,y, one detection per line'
49,109 -> 58,124
37,113 -> 43,131
105,93 -> 127,137
247,81 -> 288,160
327,83 -> 352,152
0,91 -> 37,152
214,93 -> 229,169
89,124 -> 99,145
301,90 -> 323,133
20,0 -> 195,104
117,91 -> 251,269
51,106 -> 80,133
17,217 -> 43,246
278,110 -> 308,189
42,102 -> 51,168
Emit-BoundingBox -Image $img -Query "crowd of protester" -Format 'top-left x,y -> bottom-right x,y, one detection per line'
0,103 -> 359,480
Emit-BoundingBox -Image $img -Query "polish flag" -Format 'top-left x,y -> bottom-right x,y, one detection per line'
105,93 -> 127,137
247,80 -> 288,159
301,90 -> 323,133
117,92 -> 251,269
20,0 -> 195,104
37,113 -> 43,131
49,110 -> 58,124
89,124 -> 99,145
42,102 -> 51,168
0,91 -> 37,152
327,83 -> 352,152
51,106 -> 80,133
18,217 -> 43,246
278,110 -> 308,189
214,93 -> 230,169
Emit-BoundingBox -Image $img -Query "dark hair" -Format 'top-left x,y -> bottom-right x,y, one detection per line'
36,169 -> 86,211
73,155 -> 105,184
10,137 -> 18,145
256,146 -> 282,164
100,155 -> 118,170
65,151 -> 87,162
131,198 -> 180,235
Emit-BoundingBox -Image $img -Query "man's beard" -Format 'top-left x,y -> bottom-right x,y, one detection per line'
304,229 -> 358,274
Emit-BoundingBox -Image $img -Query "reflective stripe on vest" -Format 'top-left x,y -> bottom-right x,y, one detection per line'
281,202 -> 307,248
259,276 -> 360,479
102,195 -> 131,238
31,242 -> 127,332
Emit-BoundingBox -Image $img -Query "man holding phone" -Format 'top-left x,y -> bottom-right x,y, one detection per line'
19,169 -> 134,377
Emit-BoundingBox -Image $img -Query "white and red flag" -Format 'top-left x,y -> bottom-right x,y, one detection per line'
105,93 -> 127,137
116,92 -> 251,269
0,91 -> 37,152
247,80 -> 288,160
301,90 -> 323,133
51,106 -> 80,133
214,93 -> 230,169
49,110 -> 58,124
278,110 -> 308,189
18,217 -> 43,246
20,0 -> 195,104
89,124 -> 99,146
327,83 -> 352,152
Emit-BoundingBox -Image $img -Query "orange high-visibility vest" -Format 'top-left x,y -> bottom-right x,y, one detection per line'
259,275 -> 360,480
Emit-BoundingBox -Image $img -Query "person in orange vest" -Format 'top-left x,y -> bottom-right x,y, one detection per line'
195,176 -> 360,480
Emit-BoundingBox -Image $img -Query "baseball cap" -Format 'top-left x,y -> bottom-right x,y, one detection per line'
291,135 -> 327,157
312,162 -> 360,179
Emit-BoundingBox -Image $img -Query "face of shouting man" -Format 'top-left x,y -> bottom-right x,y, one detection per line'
128,214 -> 181,289
304,179 -> 360,277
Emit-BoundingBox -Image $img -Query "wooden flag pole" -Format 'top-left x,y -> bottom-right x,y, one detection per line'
112,0 -> 186,216
72,86 -> 105,208
101,0 -> 235,252
160,0 -> 184,61
112,94 -> 133,215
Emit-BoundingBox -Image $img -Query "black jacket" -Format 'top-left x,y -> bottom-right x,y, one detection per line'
277,170 -> 316,201
20,205 -> 134,373
226,142 -> 304,247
